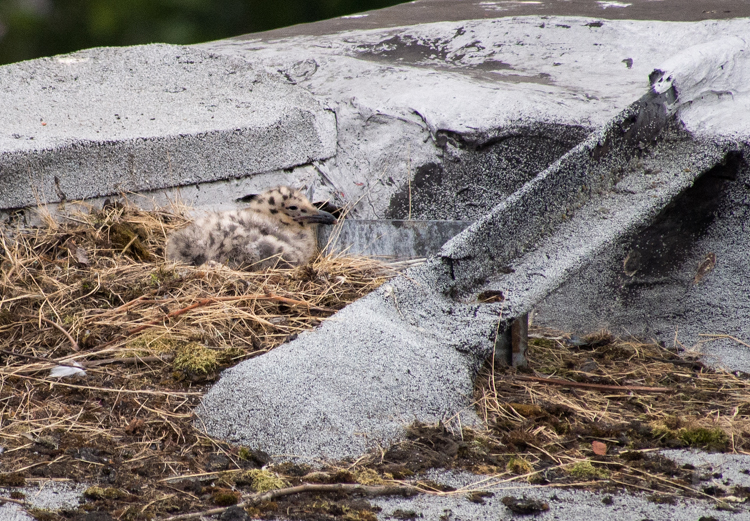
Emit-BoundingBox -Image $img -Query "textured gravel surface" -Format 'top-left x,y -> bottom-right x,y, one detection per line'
0,44 -> 335,210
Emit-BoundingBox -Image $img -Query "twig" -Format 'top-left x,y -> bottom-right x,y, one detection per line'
18,376 -> 201,397
124,293 -> 333,338
515,375 -> 671,393
84,354 -> 174,367
22,315 -> 80,351
0,349 -> 81,368
158,470 -> 244,483
108,294 -> 151,314
271,294 -> 334,312
0,350 -> 172,375
0,497 -> 26,505
0,293 -> 43,307
699,334 -> 750,349
163,483 -> 417,521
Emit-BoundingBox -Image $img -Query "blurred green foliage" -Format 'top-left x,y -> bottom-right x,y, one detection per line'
0,0 -> 404,65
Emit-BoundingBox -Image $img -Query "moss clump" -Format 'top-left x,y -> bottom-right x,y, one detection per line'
506,457 -> 533,475
680,427 -> 729,450
651,425 -> 677,442
651,420 -> 729,451
236,447 -> 272,467
123,331 -> 183,357
28,508 -> 55,521
236,469 -> 289,492
238,447 -> 253,461
172,343 -> 219,377
212,489 -> 240,506
354,468 -> 385,485
83,486 -> 129,500
568,461 -> 610,479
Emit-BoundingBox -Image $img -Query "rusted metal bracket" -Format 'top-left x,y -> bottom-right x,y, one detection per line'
495,313 -> 529,367
510,313 -> 528,367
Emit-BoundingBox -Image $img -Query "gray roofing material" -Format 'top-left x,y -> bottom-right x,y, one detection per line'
0,44 -> 335,211
3,3 -> 750,518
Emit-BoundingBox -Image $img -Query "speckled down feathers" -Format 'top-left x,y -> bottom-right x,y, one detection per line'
166,186 -> 334,270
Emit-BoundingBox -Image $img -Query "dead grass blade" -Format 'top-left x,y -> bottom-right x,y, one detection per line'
0,199 -> 400,519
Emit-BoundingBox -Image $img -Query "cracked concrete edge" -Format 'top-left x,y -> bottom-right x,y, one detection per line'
0,44 -> 337,211
195,77 -> 741,463
193,93 -> 664,460
196,261 -> 503,461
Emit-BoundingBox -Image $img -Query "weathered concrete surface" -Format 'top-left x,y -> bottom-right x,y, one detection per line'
196,17 -> 750,360
249,0 -> 750,39
198,264 -> 502,460
535,148 -> 750,369
200,16 -> 750,220
197,74 -> 735,463
532,37 -> 750,368
195,2 -> 750,472
3,2 -> 750,518
198,19 -> 750,465
0,44 -> 336,210
373,468 -> 746,521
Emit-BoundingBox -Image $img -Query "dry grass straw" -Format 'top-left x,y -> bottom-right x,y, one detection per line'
471,327 -> 750,500
0,200 -> 394,367
0,199 -> 396,512
4,199 -> 750,514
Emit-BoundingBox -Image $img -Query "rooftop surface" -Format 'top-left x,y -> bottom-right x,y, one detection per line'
2,1 -> 750,519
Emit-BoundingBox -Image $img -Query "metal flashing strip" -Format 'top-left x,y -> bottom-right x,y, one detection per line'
319,219 -> 473,259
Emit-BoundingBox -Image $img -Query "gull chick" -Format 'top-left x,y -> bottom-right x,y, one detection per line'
166,186 -> 337,270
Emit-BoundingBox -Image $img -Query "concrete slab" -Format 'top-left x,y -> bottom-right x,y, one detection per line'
197,263 -> 503,461
0,44 -> 336,211
201,15 -> 750,220
372,468 -> 740,521
3,2 -> 750,518
196,79 -> 734,464
243,0 -> 750,39
198,14 -> 750,358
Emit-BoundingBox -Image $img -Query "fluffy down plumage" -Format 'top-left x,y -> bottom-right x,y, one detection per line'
166,186 -> 337,270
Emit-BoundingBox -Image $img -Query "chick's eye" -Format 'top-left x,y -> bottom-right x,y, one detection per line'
300,209 -> 308,213
288,206 -> 298,210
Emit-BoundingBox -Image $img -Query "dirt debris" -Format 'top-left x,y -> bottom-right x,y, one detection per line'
0,202 -> 399,520
1,203 -> 750,519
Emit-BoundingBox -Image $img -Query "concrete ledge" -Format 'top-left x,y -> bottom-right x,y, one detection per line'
0,44 -> 336,210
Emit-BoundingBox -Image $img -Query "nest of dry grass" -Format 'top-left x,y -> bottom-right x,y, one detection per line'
466,328 -> 750,504
3,201 -> 750,519
0,201 -> 401,519
0,202 -> 393,366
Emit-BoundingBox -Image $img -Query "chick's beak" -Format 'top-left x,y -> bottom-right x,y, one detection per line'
295,210 -> 338,225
